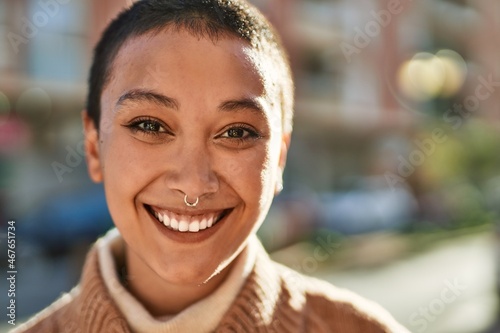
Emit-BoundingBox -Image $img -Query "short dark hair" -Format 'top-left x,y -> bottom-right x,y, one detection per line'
87,0 -> 293,133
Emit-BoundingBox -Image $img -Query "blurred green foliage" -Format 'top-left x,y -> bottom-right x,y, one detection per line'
417,119 -> 500,229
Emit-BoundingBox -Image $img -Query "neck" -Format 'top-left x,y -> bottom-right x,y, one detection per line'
123,247 -> 232,317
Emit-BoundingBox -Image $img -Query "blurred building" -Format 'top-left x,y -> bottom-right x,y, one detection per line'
1,0 -> 499,229
283,0 -> 499,193
1,1 -> 499,330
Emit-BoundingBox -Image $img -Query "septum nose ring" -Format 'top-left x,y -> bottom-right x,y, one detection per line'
184,195 -> 199,207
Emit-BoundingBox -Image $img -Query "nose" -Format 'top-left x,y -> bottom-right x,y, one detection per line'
164,141 -> 219,202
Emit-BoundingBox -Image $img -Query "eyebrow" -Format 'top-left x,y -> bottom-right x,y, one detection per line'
116,89 -> 266,116
116,89 -> 179,110
218,98 -> 266,115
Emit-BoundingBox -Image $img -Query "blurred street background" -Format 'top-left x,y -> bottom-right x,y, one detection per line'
1,0 -> 500,332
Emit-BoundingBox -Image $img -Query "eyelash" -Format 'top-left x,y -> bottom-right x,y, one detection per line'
123,117 -> 262,144
124,117 -> 170,137
218,124 -> 261,142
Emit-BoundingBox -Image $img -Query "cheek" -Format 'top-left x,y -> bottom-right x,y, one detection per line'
100,135 -> 155,208
219,145 -> 275,201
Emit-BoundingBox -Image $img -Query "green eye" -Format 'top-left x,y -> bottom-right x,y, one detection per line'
227,128 -> 246,138
124,117 -> 172,139
221,126 -> 259,140
138,120 -> 164,132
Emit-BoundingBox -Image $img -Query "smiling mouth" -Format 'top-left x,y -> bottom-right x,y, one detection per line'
146,205 -> 230,233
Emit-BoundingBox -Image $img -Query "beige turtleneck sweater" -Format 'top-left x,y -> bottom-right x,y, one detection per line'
97,228 -> 256,332
11,230 -> 410,333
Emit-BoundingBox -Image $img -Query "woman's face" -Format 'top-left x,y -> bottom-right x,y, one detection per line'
84,29 -> 289,285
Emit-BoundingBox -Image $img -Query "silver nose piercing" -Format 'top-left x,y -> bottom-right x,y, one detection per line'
184,195 -> 199,207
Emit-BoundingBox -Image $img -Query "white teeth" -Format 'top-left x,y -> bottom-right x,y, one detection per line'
189,222 -> 200,232
152,209 -> 224,233
170,218 -> 179,230
200,218 -> 207,230
178,220 -> 189,232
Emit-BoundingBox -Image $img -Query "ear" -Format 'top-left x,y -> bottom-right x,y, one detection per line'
275,133 -> 291,195
82,110 -> 103,183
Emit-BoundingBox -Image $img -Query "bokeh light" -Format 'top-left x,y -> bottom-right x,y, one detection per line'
398,49 -> 467,101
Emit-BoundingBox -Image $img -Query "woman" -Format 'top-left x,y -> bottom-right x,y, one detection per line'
13,0 -> 409,332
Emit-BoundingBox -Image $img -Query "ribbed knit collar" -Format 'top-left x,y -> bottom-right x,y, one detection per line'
97,228 -> 257,333
11,223 -> 413,333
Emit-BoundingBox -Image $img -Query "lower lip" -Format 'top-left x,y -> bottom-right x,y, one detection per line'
146,206 -> 230,244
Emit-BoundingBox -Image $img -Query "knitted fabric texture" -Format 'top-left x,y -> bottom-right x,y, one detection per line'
11,240 -> 409,333
97,229 -> 256,332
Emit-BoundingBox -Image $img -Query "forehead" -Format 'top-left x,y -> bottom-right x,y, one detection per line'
108,29 -> 269,92
101,28 -> 282,129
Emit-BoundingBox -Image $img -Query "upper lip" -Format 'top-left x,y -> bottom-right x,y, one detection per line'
145,204 -> 231,216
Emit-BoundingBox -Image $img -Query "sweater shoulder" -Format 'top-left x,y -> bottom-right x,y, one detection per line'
9,287 -> 79,333
273,262 -> 410,333
9,244 -> 130,333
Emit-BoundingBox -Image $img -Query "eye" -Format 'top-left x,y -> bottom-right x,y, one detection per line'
216,124 -> 263,149
132,119 -> 166,133
220,126 -> 260,140
123,117 -> 173,141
